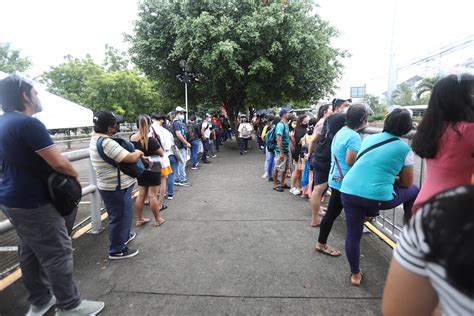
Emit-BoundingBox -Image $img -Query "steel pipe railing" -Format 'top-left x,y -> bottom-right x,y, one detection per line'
360,127 -> 424,243
0,148 -> 104,235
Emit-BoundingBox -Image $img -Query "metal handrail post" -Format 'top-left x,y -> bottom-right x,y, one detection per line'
88,159 -> 104,234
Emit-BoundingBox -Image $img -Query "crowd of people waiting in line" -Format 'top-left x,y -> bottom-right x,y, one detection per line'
252,74 -> 473,314
0,71 -> 472,315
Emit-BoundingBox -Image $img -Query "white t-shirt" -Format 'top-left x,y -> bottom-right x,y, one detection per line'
201,121 -> 212,139
238,122 -> 253,138
394,207 -> 473,315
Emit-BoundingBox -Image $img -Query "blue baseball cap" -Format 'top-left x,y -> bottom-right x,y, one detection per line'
279,107 -> 291,117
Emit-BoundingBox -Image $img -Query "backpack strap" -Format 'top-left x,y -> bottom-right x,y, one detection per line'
334,155 -> 344,178
96,136 -> 121,190
150,126 -> 163,148
355,137 -> 399,162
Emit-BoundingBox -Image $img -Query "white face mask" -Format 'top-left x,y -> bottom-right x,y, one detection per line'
31,92 -> 43,113
342,107 -> 348,114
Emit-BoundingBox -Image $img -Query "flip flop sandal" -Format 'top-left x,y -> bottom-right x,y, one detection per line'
160,205 -> 168,211
154,219 -> 166,227
315,244 -> 341,257
135,218 -> 151,227
273,186 -> 283,192
350,272 -> 364,286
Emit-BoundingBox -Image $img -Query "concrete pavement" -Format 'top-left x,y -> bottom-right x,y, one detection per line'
0,140 -> 392,315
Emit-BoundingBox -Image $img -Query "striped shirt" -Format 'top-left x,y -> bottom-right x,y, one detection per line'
89,133 -> 136,191
394,208 -> 473,315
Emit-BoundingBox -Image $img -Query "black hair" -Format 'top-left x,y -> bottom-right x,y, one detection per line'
288,118 -> 296,132
296,114 -> 308,127
316,104 -> 331,125
189,114 -> 197,121
420,185 -> 474,296
412,74 -> 474,159
382,108 -> 412,136
332,98 -> 351,112
346,104 -> 368,130
0,74 -> 33,112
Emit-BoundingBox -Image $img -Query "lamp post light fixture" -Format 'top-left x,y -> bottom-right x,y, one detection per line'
178,60 -> 192,121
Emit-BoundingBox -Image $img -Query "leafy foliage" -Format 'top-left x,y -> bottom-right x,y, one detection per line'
415,75 -> 442,99
128,0 -> 346,124
0,42 -> 32,73
363,93 -> 386,122
40,47 -> 162,121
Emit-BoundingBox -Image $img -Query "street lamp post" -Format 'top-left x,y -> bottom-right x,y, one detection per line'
178,60 -> 191,121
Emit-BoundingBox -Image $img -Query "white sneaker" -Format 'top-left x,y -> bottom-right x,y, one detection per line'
261,174 -> 267,179
289,187 -> 296,194
27,296 -> 56,316
293,188 -> 301,195
56,300 -> 105,316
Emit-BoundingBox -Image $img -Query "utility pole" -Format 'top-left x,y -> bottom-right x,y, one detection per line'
387,0 -> 399,106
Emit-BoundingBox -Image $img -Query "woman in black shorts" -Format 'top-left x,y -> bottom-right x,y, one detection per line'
131,115 -> 165,227
309,113 -> 347,227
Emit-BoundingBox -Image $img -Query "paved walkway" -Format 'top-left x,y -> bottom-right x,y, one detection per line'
0,141 -> 392,315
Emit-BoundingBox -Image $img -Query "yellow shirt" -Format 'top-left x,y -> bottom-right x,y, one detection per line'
261,125 -> 269,141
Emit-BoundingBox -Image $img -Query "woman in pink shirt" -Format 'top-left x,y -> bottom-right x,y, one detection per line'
411,73 -> 474,212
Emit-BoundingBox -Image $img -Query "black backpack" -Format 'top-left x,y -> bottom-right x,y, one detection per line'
96,136 -> 146,189
47,173 -> 82,216
312,114 -> 346,165
167,121 -> 184,149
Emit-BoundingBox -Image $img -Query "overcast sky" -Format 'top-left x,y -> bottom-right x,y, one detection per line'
1,0 -> 472,97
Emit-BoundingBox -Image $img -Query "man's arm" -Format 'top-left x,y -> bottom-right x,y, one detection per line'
277,135 -> 284,159
37,146 -> 79,181
175,130 -> 191,148
121,150 -> 144,163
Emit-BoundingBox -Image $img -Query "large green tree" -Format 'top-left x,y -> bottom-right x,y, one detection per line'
0,42 -> 32,73
40,48 -> 163,121
128,0 -> 346,124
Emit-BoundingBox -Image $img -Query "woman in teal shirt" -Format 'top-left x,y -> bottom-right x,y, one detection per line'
340,109 -> 419,286
315,104 -> 368,256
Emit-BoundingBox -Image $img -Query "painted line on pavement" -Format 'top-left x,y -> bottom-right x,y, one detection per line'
364,222 -> 396,249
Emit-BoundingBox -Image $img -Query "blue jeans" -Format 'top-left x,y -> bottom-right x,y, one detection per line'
190,139 -> 200,167
341,184 -> 419,274
265,149 -> 275,179
167,155 -> 177,196
176,147 -> 188,182
99,185 -> 134,255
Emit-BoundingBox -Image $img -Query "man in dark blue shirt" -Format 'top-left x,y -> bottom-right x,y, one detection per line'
0,73 -> 104,315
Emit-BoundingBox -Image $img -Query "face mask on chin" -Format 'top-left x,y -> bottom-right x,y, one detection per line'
30,93 -> 43,114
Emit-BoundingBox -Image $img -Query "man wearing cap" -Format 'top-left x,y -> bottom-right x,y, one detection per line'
273,107 -> 292,192
200,114 -> 213,164
172,106 -> 191,186
90,110 -> 144,260
150,112 -> 177,200
0,73 -> 104,315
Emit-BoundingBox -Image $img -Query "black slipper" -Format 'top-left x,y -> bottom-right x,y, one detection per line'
160,205 -> 168,211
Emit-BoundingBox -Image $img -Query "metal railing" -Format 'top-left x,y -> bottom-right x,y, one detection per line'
360,126 -> 425,242
0,149 -> 103,235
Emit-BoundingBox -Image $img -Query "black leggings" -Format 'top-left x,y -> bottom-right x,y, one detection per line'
318,188 -> 343,244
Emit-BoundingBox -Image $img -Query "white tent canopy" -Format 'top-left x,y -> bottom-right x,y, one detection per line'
0,71 -> 93,129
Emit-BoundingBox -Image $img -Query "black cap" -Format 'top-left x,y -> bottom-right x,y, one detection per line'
151,112 -> 165,120
93,110 -> 123,130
